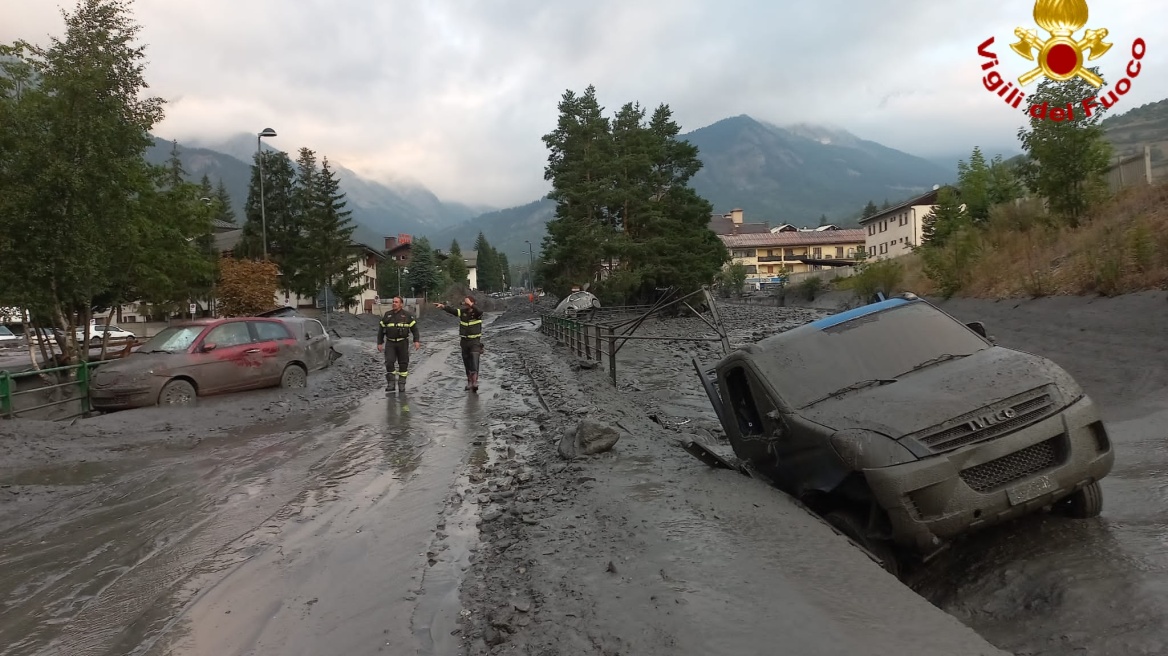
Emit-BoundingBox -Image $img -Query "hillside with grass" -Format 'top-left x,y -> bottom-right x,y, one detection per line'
892,182 -> 1168,298
1101,98 -> 1168,179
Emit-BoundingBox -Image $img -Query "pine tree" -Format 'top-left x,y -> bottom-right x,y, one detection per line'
238,149 -> 296,266
473,232 -> 499,292
213,179 -> 236,226
445,239 -> 469,288
406,237 -> 442,297
920,187 -> 969,248
862,200 -> 879,218
302,156 -> 357,304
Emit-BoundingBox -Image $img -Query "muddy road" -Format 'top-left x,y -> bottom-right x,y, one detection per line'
3,292 -> 1161,655
1,303 -> 1005,656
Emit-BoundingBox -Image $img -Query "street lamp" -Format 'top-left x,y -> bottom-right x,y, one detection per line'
525,240 -> 535,290
257,127 -> 277,260
398,267 -> 409,299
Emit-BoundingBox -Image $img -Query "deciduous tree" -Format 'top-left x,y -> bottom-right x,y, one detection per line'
1016,68 -> 1113,226
217,257 -> 278,316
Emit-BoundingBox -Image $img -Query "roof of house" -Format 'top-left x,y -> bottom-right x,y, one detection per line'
708,216 -> 771,235
719,229 -> 866,249
436,249 -> 478,267
212,219 -> 238,232
858,187 -> 947,225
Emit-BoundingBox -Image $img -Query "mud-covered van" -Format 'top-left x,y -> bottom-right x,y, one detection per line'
691,293 -> 1114,574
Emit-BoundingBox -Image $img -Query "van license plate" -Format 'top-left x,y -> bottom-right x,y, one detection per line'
1007,475 -> 1053,506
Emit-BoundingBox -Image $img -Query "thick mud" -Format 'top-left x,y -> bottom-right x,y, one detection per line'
3,293 -> 1163,655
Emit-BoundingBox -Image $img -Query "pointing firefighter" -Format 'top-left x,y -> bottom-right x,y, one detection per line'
377,296 -> 422,393
433,295 -> 484,392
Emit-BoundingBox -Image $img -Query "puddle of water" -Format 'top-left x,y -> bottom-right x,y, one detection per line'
626,481 -> 668,501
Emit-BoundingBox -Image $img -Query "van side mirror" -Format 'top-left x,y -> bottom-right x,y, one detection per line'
966,321 -> 988,339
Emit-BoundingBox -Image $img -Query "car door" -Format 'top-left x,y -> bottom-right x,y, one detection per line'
248,320 -> 296,385
302,319 -> 328,371
193,321 -> 264,394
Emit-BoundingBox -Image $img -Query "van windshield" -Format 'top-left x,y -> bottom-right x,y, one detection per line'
138,326 -> 204,353
757,302 -> 991,409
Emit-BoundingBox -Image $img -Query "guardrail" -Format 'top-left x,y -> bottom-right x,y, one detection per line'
538,287 -> 730,387
0,360 -> 104,420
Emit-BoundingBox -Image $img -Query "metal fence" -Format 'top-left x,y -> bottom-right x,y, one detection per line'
0,361 -> 103,420
538,287 -> 730,386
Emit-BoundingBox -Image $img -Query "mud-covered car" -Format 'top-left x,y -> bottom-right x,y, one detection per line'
89,317 -> 311,411
693,293 -> 1114,574
554,291 -> 600,319
277,316 -> 341,370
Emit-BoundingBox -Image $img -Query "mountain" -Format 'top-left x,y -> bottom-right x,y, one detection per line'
425,115 -> 961,259
684,117 -> 955,223
1101,98 -> 1168,180
426,198 -> 556,261
147,134 -> 493,249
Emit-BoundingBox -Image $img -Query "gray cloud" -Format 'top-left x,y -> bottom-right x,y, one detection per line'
6,0 -> 1166,207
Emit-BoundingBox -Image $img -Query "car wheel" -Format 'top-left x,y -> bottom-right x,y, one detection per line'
824,509 -> 901,578
1060,481 -> 1104,518
158,379 -> 196,406
281,364 -> 307,388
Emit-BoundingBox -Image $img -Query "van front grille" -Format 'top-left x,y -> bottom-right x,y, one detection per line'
959,436 -> 1063,493
914,388 -> 1056,454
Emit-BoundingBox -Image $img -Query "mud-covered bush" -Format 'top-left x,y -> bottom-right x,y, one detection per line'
217,257 -> 279,316
920,227 -> 982,299
797,276 -> 823,300
850,258 -> 906,301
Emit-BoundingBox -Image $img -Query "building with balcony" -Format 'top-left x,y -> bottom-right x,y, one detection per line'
719,227 -> 866,290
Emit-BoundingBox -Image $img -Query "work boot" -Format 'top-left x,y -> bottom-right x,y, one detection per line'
464,375 -> 471,391
397,378 -> 407,393
470,372 -> 479,392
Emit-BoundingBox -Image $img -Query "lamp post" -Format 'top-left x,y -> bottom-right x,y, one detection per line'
398,267 -> 409,299
525,240 -> 535,309
200,197 -> 217,317
257,127 -> 277,260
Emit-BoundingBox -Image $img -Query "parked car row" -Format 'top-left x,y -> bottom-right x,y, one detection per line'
89,316 -> 338,412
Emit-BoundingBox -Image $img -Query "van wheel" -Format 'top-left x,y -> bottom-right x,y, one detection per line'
824,510 -> 901,578
281,364 -> 307,389
158,379 -> 196,406
1060,481 -> 1104,518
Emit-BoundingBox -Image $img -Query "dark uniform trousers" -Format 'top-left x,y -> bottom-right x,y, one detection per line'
378,310 -> 420,389
442,305 -> 483,376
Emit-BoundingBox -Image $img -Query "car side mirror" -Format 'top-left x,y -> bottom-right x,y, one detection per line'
966,321 -> 988,339
202,342 -> 218,352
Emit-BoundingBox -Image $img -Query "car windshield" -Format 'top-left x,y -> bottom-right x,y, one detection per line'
757,301 -> 991,409
137,326 -> 204,353
0,326 -> 14,337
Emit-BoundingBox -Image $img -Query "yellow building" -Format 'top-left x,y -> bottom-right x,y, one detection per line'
719,227 -> 866,289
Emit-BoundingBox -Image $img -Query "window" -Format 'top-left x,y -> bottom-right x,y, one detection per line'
868,225 -> 875,236
252,321 -> 292,341
879,221 -> 887,232
880,243 -> 888,254
306,320 -> 325,339
205,322 -> 253,347
745,265 -> 758,274
835,247 -> 843,257
139,325 -> 204,353
812,247 -> 822,258
868,245 -> 876,255
726,368 -> 764,437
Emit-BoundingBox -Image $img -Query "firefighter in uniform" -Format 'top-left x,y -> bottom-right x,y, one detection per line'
434,295 -> 484,392
377,296 -> 422,393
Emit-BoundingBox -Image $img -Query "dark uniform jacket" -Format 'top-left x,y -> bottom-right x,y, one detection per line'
377,309 -> 420,344
442,305 -> 483,342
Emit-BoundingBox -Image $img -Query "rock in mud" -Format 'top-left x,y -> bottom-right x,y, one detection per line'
557,419 -> 621,460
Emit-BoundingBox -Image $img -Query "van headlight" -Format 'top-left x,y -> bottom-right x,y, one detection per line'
830,429 -> 918,469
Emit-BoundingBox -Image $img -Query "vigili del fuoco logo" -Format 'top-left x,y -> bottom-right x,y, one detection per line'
977,0 -> 1147,121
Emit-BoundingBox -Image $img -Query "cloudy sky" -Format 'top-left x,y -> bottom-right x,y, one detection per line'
6,0 -> 1166,209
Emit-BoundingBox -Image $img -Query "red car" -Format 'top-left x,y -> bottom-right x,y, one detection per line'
89,317 -> 310,410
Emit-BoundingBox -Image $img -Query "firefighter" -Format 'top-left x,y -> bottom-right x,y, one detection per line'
433,295 -> 484,392
377,296 -> 422,393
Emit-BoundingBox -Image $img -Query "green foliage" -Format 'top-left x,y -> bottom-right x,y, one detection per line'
300,156 -> 358,302
849,258 -> 905,301
920,226 -> 982,299
0,0 -> 221,361
1016,69 -> 1113,226
377,262 -> 404,299
920,187 -> 970,247
797,276 -> 823,301
445,240 -> 470,287
539,86 -> 728,301
724,261 -> 748,296
406,237 -> 442,297
957,146 -> 1025,223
